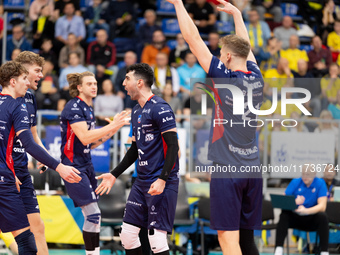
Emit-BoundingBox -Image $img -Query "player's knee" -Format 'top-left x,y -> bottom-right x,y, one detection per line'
14,229 -> 37,255
32,218 -> 45,236
148,229 -> 169,254
81,203 -> 101,233
119,222 -> 141,250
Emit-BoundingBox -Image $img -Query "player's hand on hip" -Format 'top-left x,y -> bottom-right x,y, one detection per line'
95,173 -> 116,195
148,179 -> 166,196
15,176 -> 22,192
216,0 -> 240,15
56,164 -> 82,183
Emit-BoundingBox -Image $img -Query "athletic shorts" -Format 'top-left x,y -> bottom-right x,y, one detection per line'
210,174 -> 263,231
17,172 -> 40,214
0,231 -> 15,247
64,164 -> 98,207
123,179 -> 179,233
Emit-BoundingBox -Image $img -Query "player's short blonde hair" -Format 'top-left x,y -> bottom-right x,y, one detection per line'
220,34 -> 250,59
0,61 -> 28,87
15,51 -> 45,67
67,71 -> 95,98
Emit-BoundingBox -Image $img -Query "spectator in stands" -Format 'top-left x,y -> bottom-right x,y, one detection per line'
29,0 -> 54,21
274,165 -> 328,255
320,63 -> 340,108
59,33 -> 85,70
114,51 -> 137,109
138,9 -> 161,47
169,33 -> 189,68
321,0 -> 338,43
308,35 -> 332,78
39,38 -> 58,71
328,90 -> 340,120
152,52 -> 180,96
141,30 -> 170,67
6,24 -> 32,61
273,16 -> 297,50
246,9 -> 271,56
11,48 -> 21,61
207,32 -> 220,57
297,1 -> 324,31
258,37 -> 282,75
35,58 -> 60,110
54,2 -> 86,52
87,29 -> 117,84
252,0 -> 282,23
177,51 -> 206,101
162,82 -> 182,121
187,0 -> 216,34
280,35 -> 309,72
94,79 -> 124,126
57,52 -> 88,111
54,0 -> 81,19
327,19 -> 340,62
83,0 -> 109,38
314,110 -> 338,152
104,0 -> 136,40
292,59 -> 321,118
32,4 -> 55,49
323,163 -> 340,201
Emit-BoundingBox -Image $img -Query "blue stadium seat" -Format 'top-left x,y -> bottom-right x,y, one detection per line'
113,37 -> 136,54
162,18 -> 180,37
299,44 -> 313,52
216,21 -> 234,35
135,18 -> 146,32
3,0 -> 25,9
156,0 -> 176,15
167,39 -> 177,50
86,37 -> 96,44
281,3 -> 302,20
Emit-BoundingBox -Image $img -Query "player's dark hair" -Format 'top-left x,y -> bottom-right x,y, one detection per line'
67,71 -> 95,97
126,63 -> 154,88
0,61 -> 28,87
220,34 -> 250,60
15,51 -> 45,67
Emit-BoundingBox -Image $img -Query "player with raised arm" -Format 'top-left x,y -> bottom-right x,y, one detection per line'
168,0 -> 264,254
0,61 -> 81,255
59,71 -> 130,255
95,63 -> 179,255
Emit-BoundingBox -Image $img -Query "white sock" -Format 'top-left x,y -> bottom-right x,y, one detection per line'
274,246 -> 283,255
85,247 -> 100,255
320,252 -> 329,255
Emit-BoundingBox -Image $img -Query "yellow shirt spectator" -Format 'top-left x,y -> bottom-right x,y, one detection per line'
327,31 -> 340,52
280,49 -> 309,72
320,75 -> 340,101
264,68 -> 294,90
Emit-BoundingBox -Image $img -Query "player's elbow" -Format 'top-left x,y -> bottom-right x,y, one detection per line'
78,136 -> 91,146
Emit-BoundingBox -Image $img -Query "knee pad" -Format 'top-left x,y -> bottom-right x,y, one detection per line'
148,229 -> 169,254
81,202 -> 101,233
120,222 -> 141,250
14,229 -> 37,255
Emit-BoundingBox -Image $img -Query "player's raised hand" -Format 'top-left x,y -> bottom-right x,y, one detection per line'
56,164 -> 82,183
148,179 -> 166,196
216,0 -> 240,15
108,110 -> 131,129
95,173 -> 116,195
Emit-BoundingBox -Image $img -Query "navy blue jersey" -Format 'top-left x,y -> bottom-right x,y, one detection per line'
0,93 -> 30,190
207,56 -> 263,168
60,97 -> 96,167
131,95 -> 179,183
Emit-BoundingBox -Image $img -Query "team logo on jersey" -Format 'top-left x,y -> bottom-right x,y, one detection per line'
0,101 -> 3,105
0,176 -> 4,182
145,133 -> 154,142
138,115 -> 142,123
73,103 -> 77,107
142,108 -> 150,114
162,116 -> 173,123
73,114 -> 80,119
90,113 -> 93,119
25,98 -> 33,104
21,103 -> 26,108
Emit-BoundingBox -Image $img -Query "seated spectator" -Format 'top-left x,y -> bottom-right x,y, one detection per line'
187,0 -> 216,34
252,0 -> 282,23
327,19 -> 340,62
273,16 -> 297,50
308,35 -> 332,78
59,33 -> 85,70
138,9 -> 161,47
11,48 -> 21,61
39,38 -> 58,72
104,0 -> 136,40
29,0 -> 54,21
169,33 -> 189,68
54,0 -> 81,19
141,30 -> 170,67
58,52 -> 88,110
207,32 -> 220,57
320,63 -> 340,108
35,59 -> 60,110
54,2 -> 86,53
328,90 -> 340,120
246,9 -> 271,56
152,52 -> 180,96
83,0 -> 109,38
87,29 -> 117,84
314,110 -> 338,152
114,51 -> 137,109
177,51 -> 206,101
274,165 -> 328,255
258,37 -> 282,75
321,0 -> 338,43
292,59 -> 321,117
280,35 -> 309,72
6,24 -> 32,61
162,82 -> 182,121
323,163 -> 340,201
94,79 -> 123,126
32,4 -> 55,49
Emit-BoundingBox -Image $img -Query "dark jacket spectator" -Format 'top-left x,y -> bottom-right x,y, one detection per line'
252,0 -> 282,22
83,0 -> 109,38
187,0 -> 216,34
308,36 -> 332,78
32,4 -> 55,49
6,25 -> 32,61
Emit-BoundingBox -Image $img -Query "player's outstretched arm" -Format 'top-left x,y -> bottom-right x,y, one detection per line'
71,110 -> 131,146
95,174 -> 117,195
167,0 -> 213,73
216,0 -> 256,63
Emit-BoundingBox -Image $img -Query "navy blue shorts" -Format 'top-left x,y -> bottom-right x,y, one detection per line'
210,176 -> 263,231
17,172 -> 40,214
123,179 -> 178,233
64,164 -> 98,207
0,188 -> 30,232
